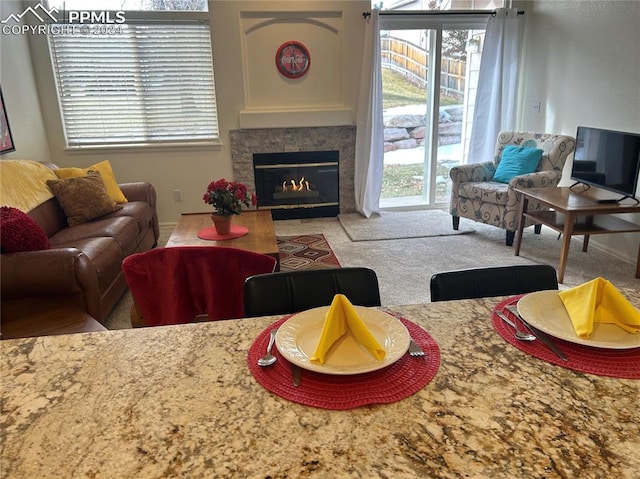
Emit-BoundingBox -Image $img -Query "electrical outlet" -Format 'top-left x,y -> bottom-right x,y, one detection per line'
173,189 -> 183,202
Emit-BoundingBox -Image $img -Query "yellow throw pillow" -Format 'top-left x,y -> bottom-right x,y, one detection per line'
55,160 -> 128,203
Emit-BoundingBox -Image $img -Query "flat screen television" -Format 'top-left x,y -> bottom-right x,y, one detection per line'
570,126 -> 640,203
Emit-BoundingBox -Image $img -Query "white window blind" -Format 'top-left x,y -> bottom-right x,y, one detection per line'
48,22 -> 219,147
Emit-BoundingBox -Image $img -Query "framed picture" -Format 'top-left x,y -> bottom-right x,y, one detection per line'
1,87 -> 15,154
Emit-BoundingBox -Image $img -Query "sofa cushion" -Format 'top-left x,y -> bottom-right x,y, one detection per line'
54,160 -> 128,203
0,206 -> 51,253
102,201 -> 154,242
49,216 -> 139,258
47,171 -> 122,227
26,198 -> 67,238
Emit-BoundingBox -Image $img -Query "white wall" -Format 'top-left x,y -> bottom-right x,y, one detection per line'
0,1 -> 50,163
516,0 -> 640,264
518,0 -> 639,135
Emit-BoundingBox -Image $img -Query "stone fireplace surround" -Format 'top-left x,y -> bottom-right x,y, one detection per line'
230,126 -> 357,216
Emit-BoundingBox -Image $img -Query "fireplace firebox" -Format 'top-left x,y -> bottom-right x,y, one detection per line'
253,150 -> 339,220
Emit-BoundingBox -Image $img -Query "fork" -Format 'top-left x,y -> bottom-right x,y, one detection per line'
408,339 -> 426,357
384,309 -> 426,357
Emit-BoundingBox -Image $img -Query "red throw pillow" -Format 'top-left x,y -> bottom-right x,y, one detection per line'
0,206 -> 51,253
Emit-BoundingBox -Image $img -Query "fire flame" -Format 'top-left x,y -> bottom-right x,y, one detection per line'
282,177 -> 310,191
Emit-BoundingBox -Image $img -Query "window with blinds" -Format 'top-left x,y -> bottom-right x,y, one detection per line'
48,21 -> 219,147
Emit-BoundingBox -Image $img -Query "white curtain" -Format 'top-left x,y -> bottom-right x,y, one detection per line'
467,8 -> 523,164
354,10 -> 384,218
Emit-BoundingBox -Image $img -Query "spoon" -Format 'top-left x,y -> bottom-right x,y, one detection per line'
257,329 -> 278,366
496,311 -> 536,341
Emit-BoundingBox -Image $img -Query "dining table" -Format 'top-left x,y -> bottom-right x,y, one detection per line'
1,289 -> 639,478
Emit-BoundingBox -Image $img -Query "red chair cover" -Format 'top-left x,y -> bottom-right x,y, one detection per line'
122,246 -> 277,326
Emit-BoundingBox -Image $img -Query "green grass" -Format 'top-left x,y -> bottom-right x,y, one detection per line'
382,68 -> 462,109
381,163 -> 423,198
382,69 -> 426,109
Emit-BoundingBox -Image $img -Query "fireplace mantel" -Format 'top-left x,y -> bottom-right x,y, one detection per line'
238,108 -> 353,129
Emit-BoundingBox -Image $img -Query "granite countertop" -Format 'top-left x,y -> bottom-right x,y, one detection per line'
2,290 -> 639,478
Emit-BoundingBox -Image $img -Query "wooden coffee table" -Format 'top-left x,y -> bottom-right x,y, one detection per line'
514,187 -> 640,283
166,210 -> 280,270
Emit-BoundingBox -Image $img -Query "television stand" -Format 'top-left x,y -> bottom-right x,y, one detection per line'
514,187 -> 640,283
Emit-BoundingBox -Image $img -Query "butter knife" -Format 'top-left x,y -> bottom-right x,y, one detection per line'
506,305 -> 569,362
291,363 -> 301,387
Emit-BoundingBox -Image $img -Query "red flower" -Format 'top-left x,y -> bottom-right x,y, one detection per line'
203,179 -> 257,216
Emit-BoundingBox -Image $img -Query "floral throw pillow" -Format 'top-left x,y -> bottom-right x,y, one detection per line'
46,170 -> 122,227
0,206 -> 51,253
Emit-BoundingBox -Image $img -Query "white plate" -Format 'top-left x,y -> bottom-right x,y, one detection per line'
517,290 -> 640,349
275,306 -> 410,375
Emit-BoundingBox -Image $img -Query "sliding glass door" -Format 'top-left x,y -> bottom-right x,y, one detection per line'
379,14 -> 487,209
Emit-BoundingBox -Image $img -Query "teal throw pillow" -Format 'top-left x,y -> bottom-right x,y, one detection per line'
493,145 -> 544,184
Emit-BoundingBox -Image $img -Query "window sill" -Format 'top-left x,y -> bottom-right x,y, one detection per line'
63,140 -> 223,154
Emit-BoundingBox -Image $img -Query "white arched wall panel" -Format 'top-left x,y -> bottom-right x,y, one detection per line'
239,10 -> 350,128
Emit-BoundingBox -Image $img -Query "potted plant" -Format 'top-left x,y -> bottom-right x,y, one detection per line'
203,179 -> 257,235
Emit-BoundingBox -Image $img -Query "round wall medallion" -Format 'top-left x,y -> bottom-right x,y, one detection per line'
275,41 -> 310,78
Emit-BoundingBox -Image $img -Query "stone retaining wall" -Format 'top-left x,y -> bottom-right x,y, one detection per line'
383,105 -> 463,153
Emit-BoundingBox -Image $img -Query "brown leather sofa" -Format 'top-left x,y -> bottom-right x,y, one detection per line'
1,162 -> 159,325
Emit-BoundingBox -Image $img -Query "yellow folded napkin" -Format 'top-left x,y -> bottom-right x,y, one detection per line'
558,277 -> 640,339
310,294 -> 386,364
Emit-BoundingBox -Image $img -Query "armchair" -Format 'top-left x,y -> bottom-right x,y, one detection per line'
449,131 -> 576,245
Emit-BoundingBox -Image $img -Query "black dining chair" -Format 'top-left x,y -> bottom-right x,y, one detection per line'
243,267 -> 381,317
430,264 -> 558,302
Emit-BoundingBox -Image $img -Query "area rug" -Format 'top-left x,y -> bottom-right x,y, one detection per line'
277,234 -> 341,271
338,209 -> 475,241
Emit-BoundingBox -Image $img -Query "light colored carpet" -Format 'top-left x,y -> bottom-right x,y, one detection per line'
105,213 -> 639,330
338,209 -> 474,241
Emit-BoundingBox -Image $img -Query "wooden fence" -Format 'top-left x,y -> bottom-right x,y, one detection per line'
381,36 -> 466,98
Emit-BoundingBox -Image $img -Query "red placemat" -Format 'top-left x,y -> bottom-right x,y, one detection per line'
197,225 -> 248,240
248,315 -> 440,410
493,296 -> 640,379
